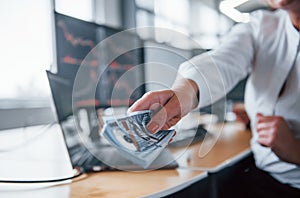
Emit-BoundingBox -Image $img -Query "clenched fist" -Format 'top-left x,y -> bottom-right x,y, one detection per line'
256,113 -> 300,165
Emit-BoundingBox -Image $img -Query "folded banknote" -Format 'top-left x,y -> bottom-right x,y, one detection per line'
102,110 -> 175,168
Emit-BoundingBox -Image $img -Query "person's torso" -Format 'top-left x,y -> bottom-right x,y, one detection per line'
244,10 -> 300,188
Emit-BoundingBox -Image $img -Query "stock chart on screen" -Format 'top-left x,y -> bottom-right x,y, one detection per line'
54,12 -> 145,108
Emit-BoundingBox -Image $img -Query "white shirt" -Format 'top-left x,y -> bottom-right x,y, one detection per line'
178,9 -> 300,188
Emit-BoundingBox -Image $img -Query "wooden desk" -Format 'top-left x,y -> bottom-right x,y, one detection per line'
68,122 -> 252,197
0,122 -> 252,198
69,169 -> 205,198
0,170 -> 206,198
170,122 -> 252,172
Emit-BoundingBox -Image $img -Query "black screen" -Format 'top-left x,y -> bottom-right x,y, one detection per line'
46,71 -> 73,122
54,12 -> 145,109
55,12 -> 98,79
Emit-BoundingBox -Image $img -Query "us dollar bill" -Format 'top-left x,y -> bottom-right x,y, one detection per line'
102,110 -> 175,168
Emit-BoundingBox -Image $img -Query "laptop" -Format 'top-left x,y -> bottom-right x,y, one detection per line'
46,71 -> 178,172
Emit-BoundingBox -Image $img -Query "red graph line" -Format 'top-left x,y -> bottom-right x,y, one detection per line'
58,20 -> 95,49
62,55 -> 98,67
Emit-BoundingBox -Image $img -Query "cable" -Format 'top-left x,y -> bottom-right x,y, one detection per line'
0,125 -> 85,183
0,167 -> 84,183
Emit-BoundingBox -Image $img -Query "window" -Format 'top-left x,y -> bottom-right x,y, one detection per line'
135,0 -> 190,48
0,0 -> 53,108
0,0 -> 97,129
135,0 -> 234,50
55,0 -> 94,22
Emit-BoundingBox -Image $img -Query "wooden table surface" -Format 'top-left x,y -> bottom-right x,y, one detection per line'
69,169 -> 205,198
170,122 -> 252,171
0,122 -> 252,198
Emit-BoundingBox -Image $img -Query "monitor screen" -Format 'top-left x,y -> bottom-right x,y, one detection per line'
54,12 -> 145,109
54,12 -> 98,79
95,26 -> 145,107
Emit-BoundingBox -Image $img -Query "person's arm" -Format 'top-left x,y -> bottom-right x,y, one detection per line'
129,11 -> 263,133
178,13 -> 259,108
256,113 -> 300,166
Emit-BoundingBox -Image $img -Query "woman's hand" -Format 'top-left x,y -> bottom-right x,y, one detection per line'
256,113 -> 300,165
128,79 -> 199,134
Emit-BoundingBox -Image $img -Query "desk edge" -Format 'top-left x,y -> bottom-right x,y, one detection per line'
141,171 -> 208,198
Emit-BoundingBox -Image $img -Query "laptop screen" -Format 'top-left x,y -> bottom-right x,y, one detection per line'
46,71 -> 100,170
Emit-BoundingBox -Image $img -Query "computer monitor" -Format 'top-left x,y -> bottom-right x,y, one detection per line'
54,12 -> 145,109
54,12 -> 98,79
95,26 -> 145,108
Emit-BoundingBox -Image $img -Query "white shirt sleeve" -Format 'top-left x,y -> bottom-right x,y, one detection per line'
178,11 -> 262,108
